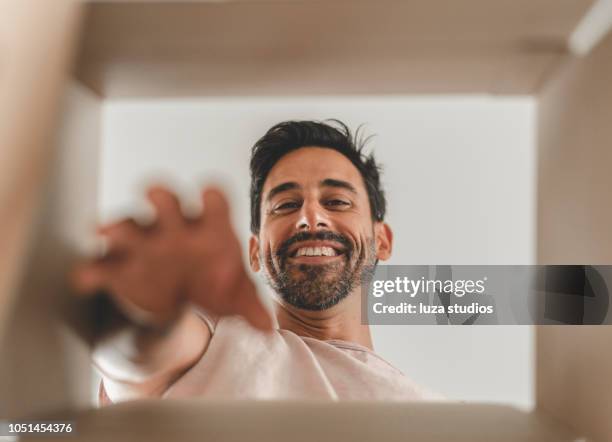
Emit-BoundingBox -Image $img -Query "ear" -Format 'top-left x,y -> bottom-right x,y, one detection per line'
249,235 -> 261,272
374,222 -> 393,261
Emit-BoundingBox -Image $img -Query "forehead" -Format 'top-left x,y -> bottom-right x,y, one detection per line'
263,147 -> 365,194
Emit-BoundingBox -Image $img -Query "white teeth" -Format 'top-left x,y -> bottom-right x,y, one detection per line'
295,246 -> 337,257
322,247 -> 336,256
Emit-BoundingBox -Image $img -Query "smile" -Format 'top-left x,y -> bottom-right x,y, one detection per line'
288,254 -> 343,265
287,240 -> 347,259
286,244 -> 346,264
295,246 -> 338,257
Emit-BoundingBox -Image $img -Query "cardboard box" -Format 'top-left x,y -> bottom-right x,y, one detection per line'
1,1 -> 610,440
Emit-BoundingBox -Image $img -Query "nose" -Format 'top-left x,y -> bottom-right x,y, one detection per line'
296,200 -> 330,232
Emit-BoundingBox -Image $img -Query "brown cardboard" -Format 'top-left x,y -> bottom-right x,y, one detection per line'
24,401 -> 580,442
1,1 -> 611,440
537,26 -> 612,442
75,0 -> 592,97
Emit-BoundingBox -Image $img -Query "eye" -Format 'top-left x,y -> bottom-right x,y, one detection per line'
325,199 -> 351,208
272,201 -> 301,214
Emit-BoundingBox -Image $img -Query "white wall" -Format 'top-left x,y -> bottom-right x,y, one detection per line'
100,96 -> 535,409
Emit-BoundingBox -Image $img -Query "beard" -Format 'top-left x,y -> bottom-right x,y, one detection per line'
262,230 -> 377,311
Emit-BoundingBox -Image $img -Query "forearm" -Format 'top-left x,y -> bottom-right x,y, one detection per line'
93,307 -> 210,400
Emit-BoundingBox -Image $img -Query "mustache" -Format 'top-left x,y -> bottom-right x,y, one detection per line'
275,231 -> 353,260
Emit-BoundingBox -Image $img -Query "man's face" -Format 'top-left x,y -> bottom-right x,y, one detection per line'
249,147 -> 392,311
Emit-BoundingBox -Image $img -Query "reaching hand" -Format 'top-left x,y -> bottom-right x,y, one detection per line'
72,186 -> 273,332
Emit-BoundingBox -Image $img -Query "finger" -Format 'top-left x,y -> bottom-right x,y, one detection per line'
97,218 -> 144,253
71,260 -> 119,295
147,186 -> 185,229
201,187 -> 231,228
188,262 -> 272,332
190,259 -> 241,316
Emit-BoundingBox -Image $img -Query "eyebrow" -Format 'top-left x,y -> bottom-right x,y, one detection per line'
266,181 -> 301,202
265,178 -> 358,202
321,178 -> 357,194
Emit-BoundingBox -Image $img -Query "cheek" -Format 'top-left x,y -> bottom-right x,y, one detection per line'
354,229 -> 376,258
261,240 -> 275,261
263,239 -> 284,269
267,236 -> 284,255
264,220 -> 298,252
259,244 -> 276,274
338,218 -> 371,244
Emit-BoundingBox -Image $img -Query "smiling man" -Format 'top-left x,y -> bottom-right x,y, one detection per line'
74,120 -> 438,403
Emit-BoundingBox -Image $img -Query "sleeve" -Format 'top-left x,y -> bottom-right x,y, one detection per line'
98,379 -> 113,407
192,307 -> 217,335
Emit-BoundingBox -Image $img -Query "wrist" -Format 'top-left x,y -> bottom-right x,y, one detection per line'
112,295 -> 186,330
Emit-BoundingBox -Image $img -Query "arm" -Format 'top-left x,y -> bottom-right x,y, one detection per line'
72,186 -> 271,402
93,308 -> 211,401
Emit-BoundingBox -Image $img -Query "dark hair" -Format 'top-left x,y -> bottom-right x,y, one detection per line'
249,119 -> 386,234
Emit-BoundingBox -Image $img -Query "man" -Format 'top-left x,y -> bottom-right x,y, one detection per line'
73,120 -> 438,403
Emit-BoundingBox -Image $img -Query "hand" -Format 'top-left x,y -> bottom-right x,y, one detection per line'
72,186 -> 273,331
